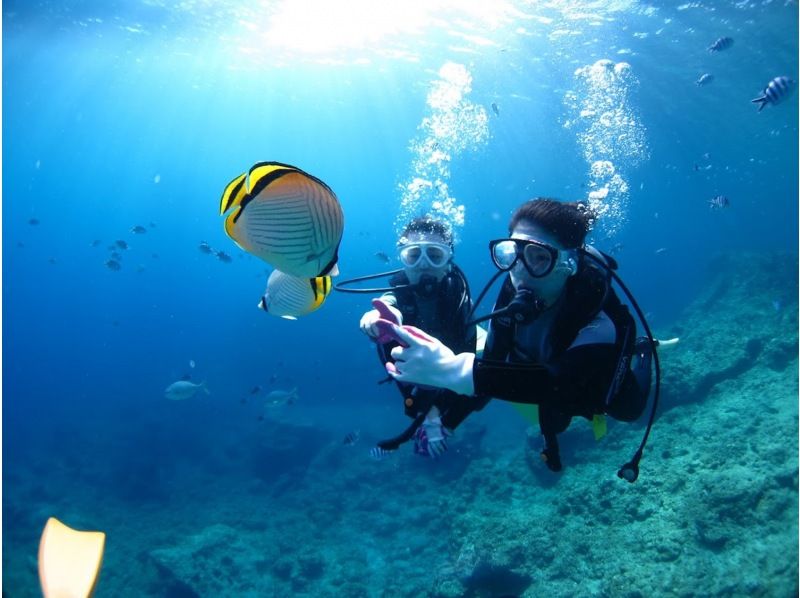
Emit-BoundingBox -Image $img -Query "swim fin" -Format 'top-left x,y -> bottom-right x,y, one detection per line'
38,517 -> 106,598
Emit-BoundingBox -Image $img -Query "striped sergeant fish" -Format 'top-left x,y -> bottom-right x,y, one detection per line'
708,36 -> 734,53
220,162 -> 344,279
370,446 -> 391,460
708,195 -> 730,210
751,76 -> 795,112
258,269 -> 332,320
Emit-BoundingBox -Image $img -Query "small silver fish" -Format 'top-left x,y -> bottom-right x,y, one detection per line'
164,380 -> 209,400
199,241 -> 213,254
695,73 -> 714,86
131,225 -> 147,234
215,251 -> 233,263
264,388 -> 298,407
105,259 -> 121,271
491,102 -> 500,116
375,251 -> 390,264
115,239 -> 129,250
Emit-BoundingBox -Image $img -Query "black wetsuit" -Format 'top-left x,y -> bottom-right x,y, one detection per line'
470,254 -> 651,470
375,265 -> 477,450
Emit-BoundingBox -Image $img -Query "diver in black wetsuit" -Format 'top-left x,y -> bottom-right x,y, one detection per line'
359,216 -> 476,459
382,199 -> 657,477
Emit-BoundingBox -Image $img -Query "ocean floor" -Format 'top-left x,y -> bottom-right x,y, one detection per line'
3,251 -> 798,597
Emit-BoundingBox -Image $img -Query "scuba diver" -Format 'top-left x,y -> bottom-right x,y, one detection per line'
355,216 -> 477,459
378,199 -> 666,481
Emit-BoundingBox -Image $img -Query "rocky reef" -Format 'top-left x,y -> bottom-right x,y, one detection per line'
138,252 -> 797,597
4,252 -> 796,597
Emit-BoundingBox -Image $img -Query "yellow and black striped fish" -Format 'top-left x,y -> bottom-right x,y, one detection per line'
220,162 -> 344,279
257,270 -> 332,320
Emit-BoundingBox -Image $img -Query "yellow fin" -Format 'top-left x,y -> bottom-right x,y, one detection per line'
592,414 -> 607,441
309,276 -> 333,309
38,517 -> 106,598
219,172 -> 247,216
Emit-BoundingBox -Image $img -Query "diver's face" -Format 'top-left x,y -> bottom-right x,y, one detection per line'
399,231 -> 452,285
509,221 -> 573,301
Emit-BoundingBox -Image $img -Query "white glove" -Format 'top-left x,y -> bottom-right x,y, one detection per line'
384,323 -> 475,396
360,299 -> 402,339
421,416 -> 449,458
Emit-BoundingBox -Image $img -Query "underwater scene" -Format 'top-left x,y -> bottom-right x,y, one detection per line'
3,1 -> 798,596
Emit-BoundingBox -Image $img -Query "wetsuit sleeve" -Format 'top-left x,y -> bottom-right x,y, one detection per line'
472,343 -> 619,416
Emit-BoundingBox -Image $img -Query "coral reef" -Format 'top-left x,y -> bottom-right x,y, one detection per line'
3,252 -> 796,597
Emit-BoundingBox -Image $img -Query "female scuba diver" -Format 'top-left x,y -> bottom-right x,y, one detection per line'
336,216 -> 477,459
378,199 -> 666,481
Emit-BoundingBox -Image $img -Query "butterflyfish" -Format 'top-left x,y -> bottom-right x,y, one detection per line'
258,269 -> 332,320
220,162 -> 344,279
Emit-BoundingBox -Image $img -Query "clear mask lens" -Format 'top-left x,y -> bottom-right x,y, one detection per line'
523,243 -> 556,276
399,243 -> 451,268
491,240 -> 518,269
491,238 -> 558,277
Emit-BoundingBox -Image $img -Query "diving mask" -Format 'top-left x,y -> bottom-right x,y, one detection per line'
490,238 -> 568,278
398,242 -> 452,269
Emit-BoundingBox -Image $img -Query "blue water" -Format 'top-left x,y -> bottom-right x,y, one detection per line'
3,1 -> 798,596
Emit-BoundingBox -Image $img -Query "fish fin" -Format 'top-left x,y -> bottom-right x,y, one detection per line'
751,96 -> 767,111
201,381 -> 210,395
655,337 -> 680,349
280,315 -> 298,321
38,517 -> 105,598
309,276 -> 333,306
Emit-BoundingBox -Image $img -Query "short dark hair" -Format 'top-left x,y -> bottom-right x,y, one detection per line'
399,216 -> 454,247
508,198 -> 594,249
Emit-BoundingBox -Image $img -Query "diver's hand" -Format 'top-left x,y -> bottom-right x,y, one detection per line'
384,323 -> 475,396
414,416 -> 450,458
360,298 -> 402,340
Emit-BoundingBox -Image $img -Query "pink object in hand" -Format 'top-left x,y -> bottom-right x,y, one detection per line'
372,298 -> 404,345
